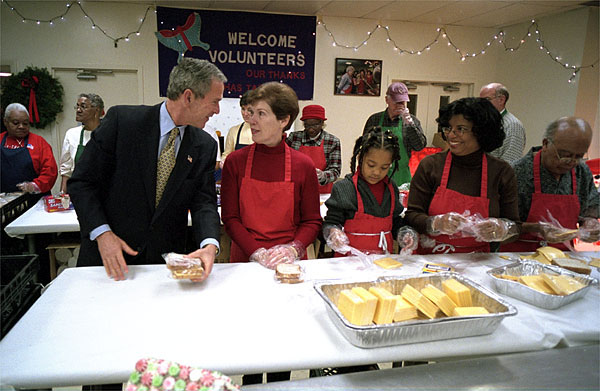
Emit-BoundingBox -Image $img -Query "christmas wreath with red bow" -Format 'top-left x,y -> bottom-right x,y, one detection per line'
1,66 -> 64,129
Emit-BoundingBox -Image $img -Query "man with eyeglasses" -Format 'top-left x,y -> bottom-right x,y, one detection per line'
362,82 -> 426,187
501,117 -> 599,251
286,104 -> 341,194
479,83 -> 525,164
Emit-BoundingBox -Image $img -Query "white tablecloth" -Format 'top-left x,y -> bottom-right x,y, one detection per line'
3,199 -> 215,238
4,194 -> 332,238
0,252 -> 598,388
4,199 -> 79,238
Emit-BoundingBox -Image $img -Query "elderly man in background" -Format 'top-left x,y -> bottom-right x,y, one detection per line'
1,103 -> 57,194
501,117 -> 599,251
479,83 -> 526,164
363,82 -> 426,187
287,104 -> 341,194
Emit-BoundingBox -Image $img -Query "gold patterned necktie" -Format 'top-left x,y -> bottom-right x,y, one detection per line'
156,127 -> 180,206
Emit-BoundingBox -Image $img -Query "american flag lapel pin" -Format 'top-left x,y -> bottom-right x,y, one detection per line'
187,155 -> 193,163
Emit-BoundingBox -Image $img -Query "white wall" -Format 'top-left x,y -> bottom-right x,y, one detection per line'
1,2 -> 596,191
498,7 -> 599,157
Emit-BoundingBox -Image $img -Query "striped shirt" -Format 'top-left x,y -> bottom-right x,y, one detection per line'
489,110 -> 526,164
286,130 -> 341,186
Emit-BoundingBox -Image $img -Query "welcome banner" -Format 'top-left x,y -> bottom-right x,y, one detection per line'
156,6 -> 316,100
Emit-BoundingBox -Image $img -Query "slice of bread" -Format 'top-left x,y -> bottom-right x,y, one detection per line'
276,263 -> 302,283
551,258 -> 592,275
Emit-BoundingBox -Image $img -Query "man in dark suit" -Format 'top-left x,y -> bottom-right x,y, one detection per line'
69,58 -> 226,281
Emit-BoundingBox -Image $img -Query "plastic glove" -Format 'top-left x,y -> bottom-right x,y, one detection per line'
262,241 -> 305,269
16,181 -> 40,194
471,218 -> 518,242
316,168 -> 325,183
426,212 -> 468,236
578,218 -> 600,243
537,221 -> 579,243
249,247 -> 270,268
397,226 -> 418,256
400,107 -> 414,126
324,225 -> 350,253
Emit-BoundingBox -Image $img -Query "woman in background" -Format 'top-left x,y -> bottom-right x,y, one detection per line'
1,103 -> 57,194
59,93 -> 104,193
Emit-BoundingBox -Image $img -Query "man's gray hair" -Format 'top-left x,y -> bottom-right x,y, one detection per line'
494,85 -> 509,103
78,93 -> 105,111
166,58 -> 227,100
544,117 -> 589,141
4,103 -> 29,118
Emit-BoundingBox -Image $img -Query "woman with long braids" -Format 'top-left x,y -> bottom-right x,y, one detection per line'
323,126 -> 409,256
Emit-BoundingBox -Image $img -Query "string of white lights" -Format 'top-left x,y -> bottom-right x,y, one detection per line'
2,0 -> 154,47
319,18 -> 598,83
3,0 -> 596,83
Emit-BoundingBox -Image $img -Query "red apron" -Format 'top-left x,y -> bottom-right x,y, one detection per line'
335,172 -> 395,256
418,152 -> 490,254
298,141 -> 332,194
500,150 -> 579,252
230,143 -> 298,262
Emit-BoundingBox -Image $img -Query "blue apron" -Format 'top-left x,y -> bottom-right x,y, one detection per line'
1,134 -> 37,193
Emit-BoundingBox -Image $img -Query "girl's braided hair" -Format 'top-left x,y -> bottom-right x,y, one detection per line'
350,126 -> 402,174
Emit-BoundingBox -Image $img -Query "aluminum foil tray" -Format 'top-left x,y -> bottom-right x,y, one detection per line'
313,272 -> 517,348
487,260 -> 598,310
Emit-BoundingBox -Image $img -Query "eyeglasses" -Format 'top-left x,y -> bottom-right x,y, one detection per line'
441,126 -> 472,136
483,95 -> 498,101
550,142 -> 583,164
74,105 -> 93,111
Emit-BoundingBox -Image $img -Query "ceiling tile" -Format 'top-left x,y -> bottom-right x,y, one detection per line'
264,1 -> 331,15
364,1 -> 453,22
318,1 -> 395,18
412,1 -> 510,25
463,2 -> 584,28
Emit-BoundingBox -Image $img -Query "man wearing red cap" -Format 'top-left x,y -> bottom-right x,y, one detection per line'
363,82 -> 426,187
287,104 -> 341,194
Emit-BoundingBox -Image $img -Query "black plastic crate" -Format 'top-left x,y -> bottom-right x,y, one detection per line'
0,193 -> 40,227
1,254 -> 40,338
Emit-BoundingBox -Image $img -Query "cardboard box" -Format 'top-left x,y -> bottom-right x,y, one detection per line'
43,195 -> 73,212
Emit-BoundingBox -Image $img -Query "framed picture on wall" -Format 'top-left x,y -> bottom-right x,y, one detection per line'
334,58 -> 381,96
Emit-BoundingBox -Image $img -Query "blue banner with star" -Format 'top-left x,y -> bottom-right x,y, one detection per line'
156,6 -> 316,100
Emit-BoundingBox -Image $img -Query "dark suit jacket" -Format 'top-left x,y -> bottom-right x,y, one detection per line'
68,103 -> 220,266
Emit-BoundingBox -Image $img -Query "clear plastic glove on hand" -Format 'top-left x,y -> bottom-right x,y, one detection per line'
16,181 -> 40,194
264,241 -> 304,269
426,212 -> 468,236
471,217 -> 518,242
249,247 -> 270,268
537,221 -> 579,243
324,225 -> 350,253
316,168 -> 325,183
578,218 -> 600,243
397,226 -> 418,256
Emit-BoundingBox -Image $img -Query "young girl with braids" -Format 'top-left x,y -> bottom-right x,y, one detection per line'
323,126 -> 417,256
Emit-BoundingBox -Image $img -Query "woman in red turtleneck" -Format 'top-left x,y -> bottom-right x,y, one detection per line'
1,103 -> 57,194
220,82 -> 322,267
